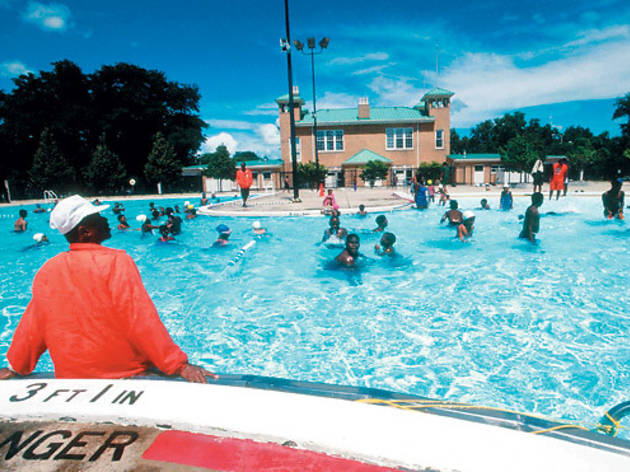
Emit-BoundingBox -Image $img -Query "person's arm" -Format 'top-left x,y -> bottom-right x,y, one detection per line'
5,296 -> 47,377
458,224 -> 468,242
113,254 -> 217,383
440,212 -> 447,223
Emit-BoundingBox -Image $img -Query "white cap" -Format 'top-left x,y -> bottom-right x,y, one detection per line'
463,210 -> 475,220
49,195 -> 109,235
136,214 -> 147,222
33,233 -> 45,242
252,221 -> 262,229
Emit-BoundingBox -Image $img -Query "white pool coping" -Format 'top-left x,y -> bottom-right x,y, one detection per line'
1,378 -> 628,471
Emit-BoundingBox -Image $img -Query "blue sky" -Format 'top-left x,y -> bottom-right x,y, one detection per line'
1,0 -> 629,158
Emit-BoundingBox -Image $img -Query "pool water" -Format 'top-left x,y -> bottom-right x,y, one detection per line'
0,195 -> 629,436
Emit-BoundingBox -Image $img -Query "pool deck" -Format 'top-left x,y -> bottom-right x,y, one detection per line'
0,181 -> 616,216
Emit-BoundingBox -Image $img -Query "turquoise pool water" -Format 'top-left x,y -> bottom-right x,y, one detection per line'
0,195 -> 628,435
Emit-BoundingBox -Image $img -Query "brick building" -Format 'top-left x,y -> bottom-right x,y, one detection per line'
276,86 -> 454,187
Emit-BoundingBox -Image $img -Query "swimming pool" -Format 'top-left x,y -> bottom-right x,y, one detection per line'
0,195 -> 628,437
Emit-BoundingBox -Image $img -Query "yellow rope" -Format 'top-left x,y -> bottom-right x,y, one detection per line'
356,398 -> 628,437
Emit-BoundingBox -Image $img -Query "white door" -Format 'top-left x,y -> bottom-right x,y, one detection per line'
474,165 -> 485,185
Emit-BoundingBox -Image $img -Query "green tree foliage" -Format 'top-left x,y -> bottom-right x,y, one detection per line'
359,160 -> 390,186
500,135 -> 541,172
84,134 -> 127,193
203,145 -> 235,191
233,151 -> 260,162
144,132 -> 182,185
0,60 -> 206,195
613,93 -> 630,136
29,128 -> 76,193
416,162 -> 442,181
296,162 -> 328,188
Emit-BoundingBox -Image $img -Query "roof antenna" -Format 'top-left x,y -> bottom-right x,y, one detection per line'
435,43 -> 439,87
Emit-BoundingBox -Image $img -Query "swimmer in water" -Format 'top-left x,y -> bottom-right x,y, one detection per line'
33,204 -> 46,214
22,233 -> 50,251
480,198 -> 490,210
602,179 -> 625,219
373,215 -> 388,232
440,200 -> 462,226
375,232 -> 396,256
14,209 -> 28,232
252,221 -> 267,235
336,233 -> 361,267
357,204 -> 368,216
213,224 -> 231,247
457,211 -> 475,242
322,216 -> 341,242
117,214 -> 130,230
141,218 -> 158,235
157,225 -> 174,242
519,192 -> 544,243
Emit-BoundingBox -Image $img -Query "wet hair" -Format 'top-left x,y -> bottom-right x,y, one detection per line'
346,233 -> 360,245
117,214 -> 126,222
449,200 -> 458,209
611,179 -> 622,191
481,198 -> 488,206
532,192 -> 544,206
329,216 -> 340,227
382,232 -> 396,247
158,225 -> 169,236
359,204 -> 365,211
152,209 -> 160,219
19,209 -> 27,218
165,207 -> 174,216
375,215 -> 387,227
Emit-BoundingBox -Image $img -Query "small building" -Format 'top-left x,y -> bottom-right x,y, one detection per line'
276,86 -> 454,187
182,159 -> 284,193
446,154 -> 566,186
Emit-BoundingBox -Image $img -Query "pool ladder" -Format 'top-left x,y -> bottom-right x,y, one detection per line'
43,190 -> 58,204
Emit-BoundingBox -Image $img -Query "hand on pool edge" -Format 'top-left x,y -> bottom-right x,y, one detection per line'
0,368 -> 17,380
180,363 -> 219,383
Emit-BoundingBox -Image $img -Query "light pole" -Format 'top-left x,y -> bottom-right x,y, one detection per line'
281,0 -> 300,202
293,37 -> 329,186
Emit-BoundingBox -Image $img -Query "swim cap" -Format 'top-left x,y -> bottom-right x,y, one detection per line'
463,210 -> 475,220
33,233 -> 45,242
187,204 -> 194,210
184,201 -> 190,206
252,221 -> 262,229
427,180 -> 432,185
136,214 -> 147,222
216,224 -> 231,234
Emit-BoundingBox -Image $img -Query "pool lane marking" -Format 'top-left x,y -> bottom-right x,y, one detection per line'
142,430 -> 406,471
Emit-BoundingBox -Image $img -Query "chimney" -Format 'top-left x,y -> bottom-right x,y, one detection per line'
358,97 -> 370,119
293,85 -> 299,95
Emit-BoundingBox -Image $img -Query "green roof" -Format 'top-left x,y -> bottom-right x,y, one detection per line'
422,87 -> 455,100
235,159 -> 283,167
275,93 -> 305,106
297,107 -> 433,126
343,149 -> 392,165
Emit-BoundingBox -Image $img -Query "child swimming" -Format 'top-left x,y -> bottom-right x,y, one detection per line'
375,232 -> 396,256
519,192 -> 544,242
373,215 -> 388,232
213,224 -> 231,247
440,200 -> 463,226
336,233 -> 361,267
457,211 -> 475,242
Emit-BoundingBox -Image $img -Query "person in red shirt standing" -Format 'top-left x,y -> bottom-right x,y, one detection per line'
235,162 -> 253,207
549,158 -> 569,200
0,195 -> 217,383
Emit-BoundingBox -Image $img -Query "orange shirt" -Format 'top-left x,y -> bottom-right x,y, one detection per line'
236,168 -> 253,189
7,243 -> 187,378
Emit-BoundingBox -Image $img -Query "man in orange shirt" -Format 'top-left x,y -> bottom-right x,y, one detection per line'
235,161 -> 253,207
549,158 -> 568,200
0,195 -> 217,383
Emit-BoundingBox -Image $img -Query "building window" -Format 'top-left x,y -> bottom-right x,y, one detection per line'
435,129 -> 444,149
263,171 -> 271,179
288,137 -> 301,162
491,165 -> 504,174
386,128 -> 413,150
317,130 -> 344,151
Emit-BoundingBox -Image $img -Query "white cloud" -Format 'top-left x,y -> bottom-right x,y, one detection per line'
563,24 -> 629,48
352,64 -> 389,76
243,102 -> 277,116
439,39 -> 630,127
314,91 -> 360,110
23,2 -> 71,31
329,52 -> 389,66
257,124 -> 280,146
0,61 -> 32,77
367,76 -> 424,107
206,119 -> 258,130
202,132 -> 238,155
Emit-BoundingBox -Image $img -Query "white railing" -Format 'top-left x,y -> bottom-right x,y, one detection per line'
43,190 -> 58,203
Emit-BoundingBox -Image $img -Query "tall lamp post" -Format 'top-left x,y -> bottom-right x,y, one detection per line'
281,0 -> 300,202
293,37 -> 329,186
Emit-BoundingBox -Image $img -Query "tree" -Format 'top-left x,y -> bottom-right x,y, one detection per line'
359,160 -> 390,187
613,93 -> 630,136
144,132 -> 182,189
84,134 -> 127,194
500,135 -> 541,173
203,145 -> 235,191
416,162 -> 442,181
233,151 -> 260,162
29,128 -> 76,194
296,162 -> 328,188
